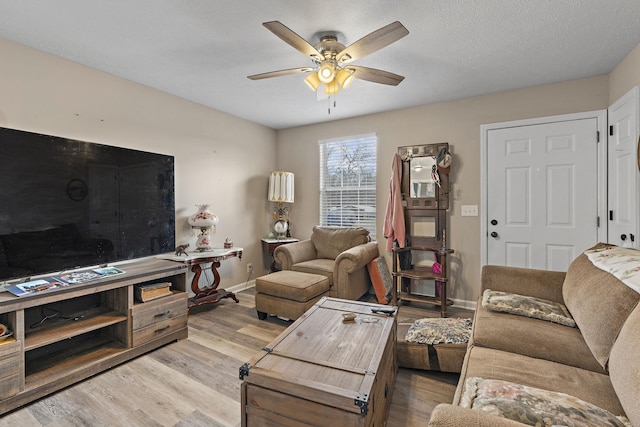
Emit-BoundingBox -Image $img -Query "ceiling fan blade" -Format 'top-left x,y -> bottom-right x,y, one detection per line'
337,21 -> 409,64
248,67 -> 313,80
347,65 -> 405,86
263,21 -> 324,61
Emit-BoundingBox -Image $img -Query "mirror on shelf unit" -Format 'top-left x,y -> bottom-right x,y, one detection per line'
398,142 -> 450,210
408,156 -> 436,198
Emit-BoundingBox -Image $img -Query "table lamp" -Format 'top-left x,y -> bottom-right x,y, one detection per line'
188,204 -> 219,251
268,171 -> 294,239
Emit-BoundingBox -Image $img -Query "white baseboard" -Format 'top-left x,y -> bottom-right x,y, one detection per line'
228,280 -> 255,293
451,298 -> 477,311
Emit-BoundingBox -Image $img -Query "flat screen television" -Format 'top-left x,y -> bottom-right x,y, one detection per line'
0,126 -> 175,282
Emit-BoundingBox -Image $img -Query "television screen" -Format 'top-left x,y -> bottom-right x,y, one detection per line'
0,126 -> 175,282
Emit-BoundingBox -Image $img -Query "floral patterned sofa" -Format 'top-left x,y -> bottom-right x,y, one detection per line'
428,243 -> 639,426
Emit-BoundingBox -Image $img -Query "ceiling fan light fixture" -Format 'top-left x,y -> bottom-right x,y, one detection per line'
304,72 -> 321,91
336,68 -> 355,89
324,80 -> 340,95
318,62 -> 336,83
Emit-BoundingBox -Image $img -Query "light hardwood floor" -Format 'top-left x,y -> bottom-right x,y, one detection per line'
1,288 -> 473,426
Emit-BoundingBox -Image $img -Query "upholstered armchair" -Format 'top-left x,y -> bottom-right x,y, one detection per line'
274,226 -> 379,300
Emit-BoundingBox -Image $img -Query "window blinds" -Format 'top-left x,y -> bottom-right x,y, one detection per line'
319,133 -> 377,239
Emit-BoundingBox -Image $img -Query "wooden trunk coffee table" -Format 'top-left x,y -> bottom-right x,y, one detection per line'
240,297 -> 398,427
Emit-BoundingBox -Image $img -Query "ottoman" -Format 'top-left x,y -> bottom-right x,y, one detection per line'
397,318 -> 472,373
255,270 -> 330,320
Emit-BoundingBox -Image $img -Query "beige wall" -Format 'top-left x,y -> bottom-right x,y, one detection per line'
3,33 -> 639,302
276,75 -> 610,305
0,38 -> 277,287
609,41 -> 640,104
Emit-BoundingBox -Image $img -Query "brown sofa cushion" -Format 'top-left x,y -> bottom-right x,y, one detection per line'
470,303 -> 605,373
255,271 -> 329,302
562,245 -> 640,369
455,346 -> 625,416
310,226 -> 370,259
292,259 -> 335,286
481,265 -> 565,303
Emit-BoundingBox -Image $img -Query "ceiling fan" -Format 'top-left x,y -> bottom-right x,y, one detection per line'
248,21 -> 409,96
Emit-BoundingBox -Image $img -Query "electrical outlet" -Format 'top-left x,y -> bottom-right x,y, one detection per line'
247,263 -> 253,274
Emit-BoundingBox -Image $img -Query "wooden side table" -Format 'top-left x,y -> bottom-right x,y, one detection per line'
261,238 -> 299,272
158,248 -> 243,312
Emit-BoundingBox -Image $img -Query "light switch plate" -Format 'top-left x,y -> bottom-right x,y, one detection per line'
461,205 -> 478,216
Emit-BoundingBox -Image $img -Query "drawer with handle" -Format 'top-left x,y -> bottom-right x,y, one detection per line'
0,340 -> 21,400
131,291 -> 187,331
132,314 -> 188,347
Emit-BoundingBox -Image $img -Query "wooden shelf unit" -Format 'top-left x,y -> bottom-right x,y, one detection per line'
393,142 -> 454,317
392,246 -> 454,317
0,257 -> 188,414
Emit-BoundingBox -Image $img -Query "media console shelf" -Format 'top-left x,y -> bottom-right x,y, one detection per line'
0,257 -> 188,414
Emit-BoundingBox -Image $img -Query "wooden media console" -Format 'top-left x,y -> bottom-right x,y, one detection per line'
0,258 -> 188,414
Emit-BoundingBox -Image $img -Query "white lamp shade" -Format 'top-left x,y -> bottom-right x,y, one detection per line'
268,171 -> 294,203
188,204 -> 219,227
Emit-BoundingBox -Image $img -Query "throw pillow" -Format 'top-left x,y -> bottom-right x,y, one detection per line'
460,377 -> 631,427
405,317 -> 472,345
368,256 -> 393,304
482,289 -> 576,327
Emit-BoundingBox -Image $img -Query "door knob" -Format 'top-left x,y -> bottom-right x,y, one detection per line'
621,234 -> 627,241
490,231 -> 499,238
490,219 -> 498,226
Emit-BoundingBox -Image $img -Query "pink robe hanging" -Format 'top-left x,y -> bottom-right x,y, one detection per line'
383,153 -> 406,252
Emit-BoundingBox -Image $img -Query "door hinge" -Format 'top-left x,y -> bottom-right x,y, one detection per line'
609,210 -> 614,221
596,131 -> 600,142
596,216 -> 600,227
609,125 -> 614,136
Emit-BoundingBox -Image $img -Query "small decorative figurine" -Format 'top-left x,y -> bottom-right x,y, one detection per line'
174,243 -> 189,256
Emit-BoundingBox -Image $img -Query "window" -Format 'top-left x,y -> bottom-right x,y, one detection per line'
319,134 -> 377,239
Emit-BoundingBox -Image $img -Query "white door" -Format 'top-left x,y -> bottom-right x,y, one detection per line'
608,86 -> 639,248
485,117 -> 601,271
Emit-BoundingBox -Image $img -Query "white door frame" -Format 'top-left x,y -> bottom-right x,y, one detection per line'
480,110 -> 608,267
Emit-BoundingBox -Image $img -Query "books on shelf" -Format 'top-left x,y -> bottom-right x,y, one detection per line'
135,282 -> 172,303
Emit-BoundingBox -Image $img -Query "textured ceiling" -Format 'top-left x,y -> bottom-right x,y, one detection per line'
1,1 -> 639,129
